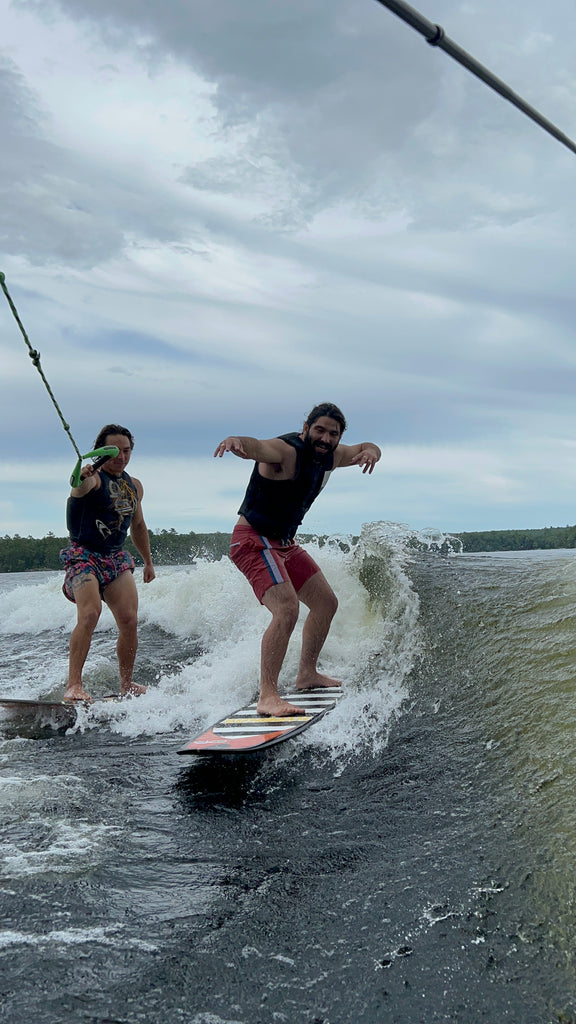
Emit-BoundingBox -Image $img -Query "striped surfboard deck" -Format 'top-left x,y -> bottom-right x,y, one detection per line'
178,688 -> 342,755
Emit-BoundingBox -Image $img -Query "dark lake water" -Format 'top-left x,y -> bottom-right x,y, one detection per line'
1,531 -> 575,1023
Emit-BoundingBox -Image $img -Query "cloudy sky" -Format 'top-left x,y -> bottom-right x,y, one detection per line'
2,0 -> 576,540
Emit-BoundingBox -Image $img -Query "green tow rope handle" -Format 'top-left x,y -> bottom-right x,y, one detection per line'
70,446 -> 120,488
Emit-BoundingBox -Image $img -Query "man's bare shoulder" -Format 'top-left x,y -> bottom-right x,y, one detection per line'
257,437 -> 298,478
129,476 -> 144,499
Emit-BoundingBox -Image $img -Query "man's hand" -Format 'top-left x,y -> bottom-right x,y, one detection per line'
143,563 -> 156,583
350,448 -> 380,474
214,437 -> 251,459
71,464 -> 100,496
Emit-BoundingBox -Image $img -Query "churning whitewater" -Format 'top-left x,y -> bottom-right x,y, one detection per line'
1,523 -> 575,1023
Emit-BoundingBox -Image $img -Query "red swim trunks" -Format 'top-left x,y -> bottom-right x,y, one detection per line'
60,543 -> 135,603
229,523 -> 320,603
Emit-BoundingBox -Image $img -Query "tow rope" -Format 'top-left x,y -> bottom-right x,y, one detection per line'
0,271 -> 118,486
375,0 -> 576,157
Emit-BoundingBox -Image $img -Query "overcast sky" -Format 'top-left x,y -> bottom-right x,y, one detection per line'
2,0 -> 576,540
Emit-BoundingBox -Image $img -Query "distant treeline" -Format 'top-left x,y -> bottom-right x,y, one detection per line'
2,524 -> 576,572
455,525 -> 576,552
0,529 -> 232,573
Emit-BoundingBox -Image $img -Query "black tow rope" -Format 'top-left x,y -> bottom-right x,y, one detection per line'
375,0 -> 576,158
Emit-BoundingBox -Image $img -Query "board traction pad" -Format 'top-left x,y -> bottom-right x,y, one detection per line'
178,688 -> 342,755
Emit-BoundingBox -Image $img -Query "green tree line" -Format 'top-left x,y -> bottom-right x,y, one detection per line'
2,524 -> 576,572
454,525 -> 576,552
0,529 -> 232,573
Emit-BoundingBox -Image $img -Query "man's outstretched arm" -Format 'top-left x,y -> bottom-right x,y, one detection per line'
214,436 -> 293,465
334,441 -> 382,474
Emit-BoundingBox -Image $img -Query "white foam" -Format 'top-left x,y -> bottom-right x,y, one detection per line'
187,1015 -> 246,1024
0,925 -> 156,951
0,772 -> 88,811
0,524 -> 428,758
0,820 -> 121,878
0,573 -> 77,634
92,532 -> 421,759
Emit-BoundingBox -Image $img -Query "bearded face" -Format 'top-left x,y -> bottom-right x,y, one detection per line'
302,416 -> 342,462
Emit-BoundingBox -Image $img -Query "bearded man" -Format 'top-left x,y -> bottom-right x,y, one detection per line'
214,403 -> 381,716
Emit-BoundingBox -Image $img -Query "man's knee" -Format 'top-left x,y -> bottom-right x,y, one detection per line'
275,603 -> 300,633
77,606 -> 101,633
115,608 -> 138,633
325,589 -> 338,620
265,588 -> 300,632
299,574 -> 338,619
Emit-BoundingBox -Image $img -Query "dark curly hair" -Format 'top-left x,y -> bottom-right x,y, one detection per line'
92,424 -> 135,450
305,403 -> 347,435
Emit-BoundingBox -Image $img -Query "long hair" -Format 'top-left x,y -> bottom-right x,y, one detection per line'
92,424 -> 135,450
305,403 -> 347,435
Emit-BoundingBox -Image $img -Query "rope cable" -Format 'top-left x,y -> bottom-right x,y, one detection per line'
375,0 -> 576,158
0,271 -> 82,460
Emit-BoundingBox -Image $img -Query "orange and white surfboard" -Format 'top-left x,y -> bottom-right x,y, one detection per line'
178,689 -> 341,755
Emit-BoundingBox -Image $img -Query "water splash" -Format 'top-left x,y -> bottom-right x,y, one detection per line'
0,523 -> 455,757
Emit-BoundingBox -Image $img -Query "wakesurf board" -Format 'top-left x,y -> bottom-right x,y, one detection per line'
178,688 -> 341,756
0,695 -> 122,729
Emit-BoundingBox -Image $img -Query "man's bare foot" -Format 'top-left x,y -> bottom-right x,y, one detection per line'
120,682 -> 147,697
296,671 -> 341,691
257,696 -> 307,717
63,685 -> 92,702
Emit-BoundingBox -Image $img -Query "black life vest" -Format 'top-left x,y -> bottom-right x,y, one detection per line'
238,432 -> 333,542
66,470 -> 138,554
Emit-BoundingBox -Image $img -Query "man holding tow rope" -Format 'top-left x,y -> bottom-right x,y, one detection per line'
60,424 -> 155,701
0,279 -> 155,702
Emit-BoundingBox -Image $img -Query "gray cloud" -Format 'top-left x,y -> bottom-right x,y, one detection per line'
0,49 -> 215,266
4,0 -> 576,534
18,0 -> 441,223
26,0 -> 576,231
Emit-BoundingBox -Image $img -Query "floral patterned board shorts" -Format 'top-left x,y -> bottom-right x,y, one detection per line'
229,523 -> 320,604
60,543 -> 135,603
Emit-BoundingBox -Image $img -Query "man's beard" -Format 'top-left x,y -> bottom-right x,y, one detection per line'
303,434 -> 336,465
